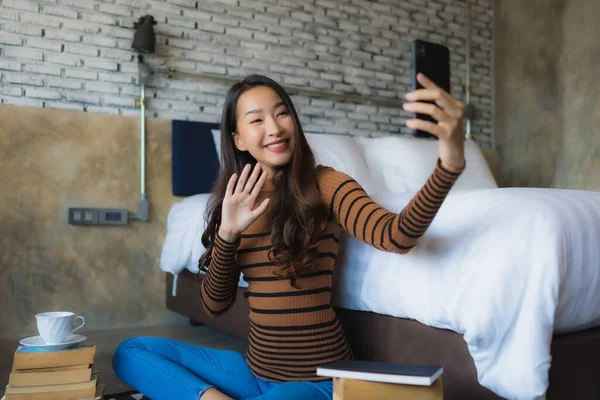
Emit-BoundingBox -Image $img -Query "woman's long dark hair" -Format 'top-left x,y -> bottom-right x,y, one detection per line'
198,75 -> 328,288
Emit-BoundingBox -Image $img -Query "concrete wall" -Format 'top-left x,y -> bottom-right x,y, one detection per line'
0,105 -> 182,338
494,0 -> 599,190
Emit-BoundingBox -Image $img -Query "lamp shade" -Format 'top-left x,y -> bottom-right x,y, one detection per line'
132,15 -> 156,54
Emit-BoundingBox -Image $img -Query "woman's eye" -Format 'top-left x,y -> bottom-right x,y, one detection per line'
278,110 -> 289,117
250,119 -> 262,124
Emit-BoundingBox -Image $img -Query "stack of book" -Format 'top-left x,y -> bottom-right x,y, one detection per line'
317,359 -> 444,400
2,343 -> 104,400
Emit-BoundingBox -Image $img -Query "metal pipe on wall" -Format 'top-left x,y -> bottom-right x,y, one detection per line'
465,0 -> 473,140
130,60 -> 150,222
140,83 -> 146,198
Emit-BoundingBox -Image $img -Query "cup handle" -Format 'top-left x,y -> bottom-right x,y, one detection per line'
71,316 -> 85,334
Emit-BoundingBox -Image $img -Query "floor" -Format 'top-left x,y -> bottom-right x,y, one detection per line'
0,321 -> 248,396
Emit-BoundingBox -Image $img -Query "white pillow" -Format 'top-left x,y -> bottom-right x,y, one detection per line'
305,133 -> 383,194
354,135 -> 498,193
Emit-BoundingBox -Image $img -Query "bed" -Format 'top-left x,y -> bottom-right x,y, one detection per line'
162,120 -> 600,400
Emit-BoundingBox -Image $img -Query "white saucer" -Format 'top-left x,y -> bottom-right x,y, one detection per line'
20,334 -> 87,350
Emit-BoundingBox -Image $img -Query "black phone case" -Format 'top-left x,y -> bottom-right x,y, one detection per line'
410,39 -> 451,140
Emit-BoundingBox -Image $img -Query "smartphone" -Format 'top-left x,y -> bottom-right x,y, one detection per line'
410,39 -> 451,140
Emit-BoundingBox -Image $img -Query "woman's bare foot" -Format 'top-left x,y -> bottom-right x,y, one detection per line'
199,388 -> 234,400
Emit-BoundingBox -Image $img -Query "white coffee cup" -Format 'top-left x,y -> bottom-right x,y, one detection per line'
35,311 -> 85,345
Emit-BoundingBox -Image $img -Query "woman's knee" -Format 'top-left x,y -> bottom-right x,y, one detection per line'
112,336 -> 159,371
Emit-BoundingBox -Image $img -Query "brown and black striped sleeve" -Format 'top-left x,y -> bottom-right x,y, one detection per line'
199,233 -> 242,317
318,158 -> 464,254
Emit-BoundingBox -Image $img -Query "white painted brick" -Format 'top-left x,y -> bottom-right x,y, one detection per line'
0,32 -> 23,45
42,5 -> 79,19
119,62 -> 139,74
227,47 -> 255,59
85,106 -> 119,115
167,100 -> 200,113
24,63 -> 62,76
196,64 -> 227,75
155,91 -> 186,101
100,49 -> 135,63
84,58 -> 119,71
62,19 -> 103,34
18,12 -> 61,29
45,53 -> 82,66
3,0 -> 39,12
182,50 -> 211,63
1,96 -> 44,107
148,1 -> 184,16
240,20 -> 269,32
82,13 -> 118,26
170,0 -> 199,7
66,91 -> 101,104
64,44 -> 99,57
44,29 -> 81,42
99,73 -> 136,84
26,88 -> 62,100
65,68 -> 98,80
98,3 -> 132,17
0,0 -> 492,142
0,60 -> 22,71
168,38 -> 197,50
263,24 -> 286,36
193,21 -> 226,34
3,47 -> 44,61
213,54 -> 245,67
292,30 -> 315,41
293,49 -> 317,59
2,21 -> 43,36
0,9 -> 20,21
26,38 -> 63,52
45,102 -> 84,111
339,4 -> 360,15
227,27 -> 254,38
60,0 -> 96,11
85,81 -> 121,94
182,9 -> 213,21
5,72 -> 44,86
167,17 -> 197,29
102,26 -> 133,39
47,78 -> 83,90
280,18 -> 303,29
83,35 -> 117,47
0,86 -> 23,96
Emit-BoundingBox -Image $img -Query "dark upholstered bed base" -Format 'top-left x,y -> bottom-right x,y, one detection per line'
167,270 -> 600,399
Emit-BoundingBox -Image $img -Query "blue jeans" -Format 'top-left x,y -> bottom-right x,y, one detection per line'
112,336 -> 333,400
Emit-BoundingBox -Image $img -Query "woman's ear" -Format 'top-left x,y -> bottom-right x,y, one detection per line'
233,132 -> 247,151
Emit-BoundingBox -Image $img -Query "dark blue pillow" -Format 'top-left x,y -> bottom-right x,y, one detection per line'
171,120 -> 220,196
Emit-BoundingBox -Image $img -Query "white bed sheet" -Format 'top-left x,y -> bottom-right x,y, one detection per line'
331,187 -> 600,400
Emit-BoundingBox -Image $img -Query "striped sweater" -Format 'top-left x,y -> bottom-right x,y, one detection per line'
199,159 -> 463,382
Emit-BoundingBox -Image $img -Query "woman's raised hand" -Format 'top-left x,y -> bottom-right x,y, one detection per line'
403,73 -> 466,172
218,163 -> 271,242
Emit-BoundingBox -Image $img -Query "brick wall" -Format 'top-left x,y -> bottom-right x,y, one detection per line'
0,0 -> 493,144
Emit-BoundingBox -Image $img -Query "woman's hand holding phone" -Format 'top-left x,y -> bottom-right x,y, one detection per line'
219,163 -> 270,243
403,73 -> 466,172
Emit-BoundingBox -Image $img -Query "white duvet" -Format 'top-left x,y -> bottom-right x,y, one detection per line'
332,187 -> 600,400
161,187 -> 600,399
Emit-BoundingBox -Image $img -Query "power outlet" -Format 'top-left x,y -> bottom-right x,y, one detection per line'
69,208 -> 98,225
69,208 -> 128,226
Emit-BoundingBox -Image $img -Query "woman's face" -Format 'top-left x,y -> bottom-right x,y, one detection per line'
233,86 -> 296,177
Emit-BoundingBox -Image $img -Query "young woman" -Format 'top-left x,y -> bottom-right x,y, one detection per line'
113,74 -> 466,400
